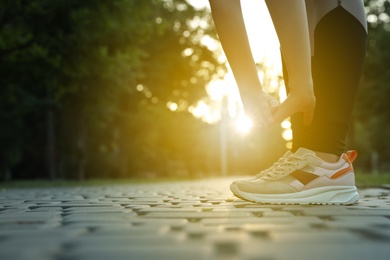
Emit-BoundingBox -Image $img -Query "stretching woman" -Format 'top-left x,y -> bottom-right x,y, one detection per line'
209,0 -> 367,204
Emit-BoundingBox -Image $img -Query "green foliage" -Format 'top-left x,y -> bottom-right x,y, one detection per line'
353,0 -> 390,171
0,0 -> 226,180
141,0 -> 220,105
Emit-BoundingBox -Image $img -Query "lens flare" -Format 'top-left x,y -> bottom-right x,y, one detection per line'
236,115 -> 253,134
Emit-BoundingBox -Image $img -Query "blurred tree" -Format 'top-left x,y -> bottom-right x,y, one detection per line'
0,0 -> 224,180
141,0 -> 221,105
353,0 -> 390,172
110,0 -> 224,178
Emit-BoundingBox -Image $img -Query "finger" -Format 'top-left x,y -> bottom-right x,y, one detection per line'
259,103 -> 274,126
272,97 -> 298,124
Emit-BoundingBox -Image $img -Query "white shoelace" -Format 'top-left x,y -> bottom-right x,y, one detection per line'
262,155 -> 307,180
256,156 -> 289,178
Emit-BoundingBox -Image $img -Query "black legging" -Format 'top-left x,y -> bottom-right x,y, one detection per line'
283,5 -> 367,155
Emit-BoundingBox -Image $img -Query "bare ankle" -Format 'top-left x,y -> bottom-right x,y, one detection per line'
315,151 -> 340,163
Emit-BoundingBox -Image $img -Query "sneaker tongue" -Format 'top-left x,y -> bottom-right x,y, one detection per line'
293,148 -> 316,157
293,148 -> 323,166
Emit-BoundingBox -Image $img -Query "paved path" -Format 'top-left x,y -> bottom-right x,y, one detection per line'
0,177 -> 390,260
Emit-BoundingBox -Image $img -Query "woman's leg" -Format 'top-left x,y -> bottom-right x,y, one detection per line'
209,0 -> 316,127
264,0 -> 316,126
286,0 -> 367,160
231,0 -> 366,204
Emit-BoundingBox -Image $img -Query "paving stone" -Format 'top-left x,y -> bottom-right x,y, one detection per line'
241,242 -> 390,260
0,200 -> 28,205
0,248 -> 57,260
243,222 -> 315,234
211,207 -> 273,213
300,207 -> 390,217
185,225 -> 221,239
62,213 -> 136,223
28,204 -> 117,210
330,215 -> 390,224
129,218 -> 188,226
175,202 -> 203,206
63,207 -> 126,213
0,214 -> 62,224
270,229 -> 364,243
202,216 -> 324,226
94,225 -> 170,235
0,228 -> 87,238
1,178 -> 390,260
63,222 -> 133,230
262,211 -> 295,217
0,236 -> 65,252
29,207 -> 64,212
122,201 -> 166,206
137,207 -> 201,213
142,211 -> 255,218
60,245 -> 213,260
67,233 -> 182,249
0,208 -> 31,214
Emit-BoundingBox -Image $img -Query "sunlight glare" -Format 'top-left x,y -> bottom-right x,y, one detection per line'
189,100 -> 209,119
279,86 -> 287,103
236,115 -> 253,135
207,79 -> 226,101
167,102 -> 178,111
187,0 -> 286,135
136,84 -> 144,92
282,129 -> 293,141
281,119 -> 291,129
241,0 -> 280,64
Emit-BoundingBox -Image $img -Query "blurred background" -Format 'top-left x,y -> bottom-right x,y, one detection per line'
0,0 -> 389,181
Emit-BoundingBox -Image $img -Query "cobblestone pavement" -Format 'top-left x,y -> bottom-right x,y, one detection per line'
0,177 -> 390,260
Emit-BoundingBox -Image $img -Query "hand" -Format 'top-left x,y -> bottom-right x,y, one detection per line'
240,90 -> 279,129
273,91 -> 316,126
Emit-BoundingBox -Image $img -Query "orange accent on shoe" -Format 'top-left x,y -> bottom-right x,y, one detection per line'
346,150 -> 358,163
331,163 -> 353,179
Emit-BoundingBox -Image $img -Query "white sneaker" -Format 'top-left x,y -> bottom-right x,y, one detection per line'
230,148 -> 359,205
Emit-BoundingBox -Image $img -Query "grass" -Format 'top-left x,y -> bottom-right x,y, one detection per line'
355,173 -> 390,188
0,174 -> 389,189
0,176 -> 201,189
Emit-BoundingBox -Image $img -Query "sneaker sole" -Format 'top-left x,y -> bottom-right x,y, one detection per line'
230,184 -> 359,205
